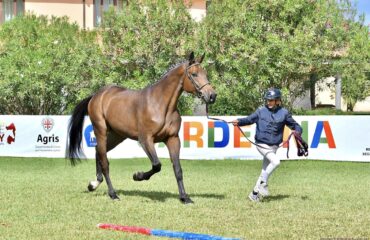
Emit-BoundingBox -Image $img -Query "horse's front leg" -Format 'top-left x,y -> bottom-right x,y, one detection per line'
165,136 -> 193,204
133,137 -> 162,181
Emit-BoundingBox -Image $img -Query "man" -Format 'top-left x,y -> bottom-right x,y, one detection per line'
231,88 -> 302,202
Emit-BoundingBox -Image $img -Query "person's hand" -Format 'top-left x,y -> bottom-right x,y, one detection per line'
292,130 -> 301,136
231,119 -> 239,126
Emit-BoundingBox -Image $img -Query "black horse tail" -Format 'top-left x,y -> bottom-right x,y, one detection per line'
67,95 -> 93,165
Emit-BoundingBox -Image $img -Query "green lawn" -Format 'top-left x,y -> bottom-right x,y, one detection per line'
0,157 -> 369,240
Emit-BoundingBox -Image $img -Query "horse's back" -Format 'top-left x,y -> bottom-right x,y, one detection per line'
88,85 -> 128,114
97,85 -> 128,97
88,85 -> 142,138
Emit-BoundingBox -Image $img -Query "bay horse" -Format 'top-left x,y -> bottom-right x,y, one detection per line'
67,52 -> 216,203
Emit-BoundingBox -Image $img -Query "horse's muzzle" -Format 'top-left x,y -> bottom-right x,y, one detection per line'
205,92 -> 217,104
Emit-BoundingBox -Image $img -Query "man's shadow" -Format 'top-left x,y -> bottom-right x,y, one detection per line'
262,194 -> 309,202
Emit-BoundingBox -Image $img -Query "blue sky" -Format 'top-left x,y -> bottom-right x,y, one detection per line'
352,0 -> 370,26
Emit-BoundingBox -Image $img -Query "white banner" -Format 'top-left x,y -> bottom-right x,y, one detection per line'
0,115 -> 369,161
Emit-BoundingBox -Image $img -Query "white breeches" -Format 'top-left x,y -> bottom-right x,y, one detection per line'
256,143 -> 281,183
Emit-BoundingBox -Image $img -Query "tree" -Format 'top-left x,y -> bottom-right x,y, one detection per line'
100,0 -> 197,114
0,14 -> 103,114
197,0 -> 368,114
0,1 -> 368,115
333,9 -> 370,111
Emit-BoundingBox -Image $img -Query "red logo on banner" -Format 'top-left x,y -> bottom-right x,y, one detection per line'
0,122 -> 16,144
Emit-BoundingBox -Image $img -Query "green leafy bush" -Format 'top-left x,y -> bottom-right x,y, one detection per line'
101,1 -> 197,114
198,0 -> 370,115
0,0 -> 368,116
0,14 -> 103,114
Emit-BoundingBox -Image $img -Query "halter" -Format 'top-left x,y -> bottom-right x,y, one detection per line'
185,63 -> 210,98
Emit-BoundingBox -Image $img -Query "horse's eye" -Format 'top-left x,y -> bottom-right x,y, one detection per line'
191,73 -> 198,77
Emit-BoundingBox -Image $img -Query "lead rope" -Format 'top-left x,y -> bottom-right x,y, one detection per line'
205,104 -> 295,155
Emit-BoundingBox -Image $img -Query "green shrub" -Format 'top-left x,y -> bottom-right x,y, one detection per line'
101,1 -> 197,114
293,107 -> 370,115
0,14 -> 103,114
0,1 -> 368,116
197,0 -> 370,115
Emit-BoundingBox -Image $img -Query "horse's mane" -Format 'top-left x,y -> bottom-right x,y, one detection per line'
143,59 -> 189,90
159,60 -> 188,80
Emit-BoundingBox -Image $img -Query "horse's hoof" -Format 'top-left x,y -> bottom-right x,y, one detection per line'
109,193 -> 120,201
87,181 -> 101,192
87,184 -> 95,192
180,197 -> 194,204
133,172 -> 144,181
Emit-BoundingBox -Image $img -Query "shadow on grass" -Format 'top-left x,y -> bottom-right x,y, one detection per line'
300,195 -> 310,200
263,194 -> 290,202
263,194 -> 310,202
113,189 -> 225,202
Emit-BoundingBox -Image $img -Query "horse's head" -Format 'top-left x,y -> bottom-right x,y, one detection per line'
183,52 -> 217,104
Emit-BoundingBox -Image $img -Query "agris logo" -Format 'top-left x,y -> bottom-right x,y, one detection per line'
0,122 -> 16,145
37,117 -> 59,144
41,117 -> 54,132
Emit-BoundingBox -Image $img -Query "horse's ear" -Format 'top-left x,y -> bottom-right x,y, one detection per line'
188,51 -> 195,64
199,53 -> 205,63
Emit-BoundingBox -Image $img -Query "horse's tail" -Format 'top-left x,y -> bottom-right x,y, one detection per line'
67,95 -> 93,165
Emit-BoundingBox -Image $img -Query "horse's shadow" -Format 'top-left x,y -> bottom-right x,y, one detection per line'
113,189 -> 225,202
84,190 -> 307,203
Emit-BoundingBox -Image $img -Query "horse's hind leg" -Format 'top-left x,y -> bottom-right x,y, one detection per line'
87,154 -> 104,191
93,125 -> 121,200
88,132 -> 124,192
133,137 -> 161,181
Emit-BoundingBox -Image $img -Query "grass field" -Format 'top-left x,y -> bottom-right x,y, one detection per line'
0,157 -> 369,240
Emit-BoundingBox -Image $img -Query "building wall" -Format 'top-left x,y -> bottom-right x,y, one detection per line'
292,90 -> 312,110
353,96 -> 370,112
185,0 -> 206,22
24,0 -> 206,28
25,0 -> 95,29
314,77 -> 370,112
315,77 -> 347,110
354,96 -> 370,112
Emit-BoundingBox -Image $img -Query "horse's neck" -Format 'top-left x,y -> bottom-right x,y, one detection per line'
152,65 -> 184,112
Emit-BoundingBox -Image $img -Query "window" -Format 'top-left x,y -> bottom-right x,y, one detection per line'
94,0 -> 126,27
0,0 -> 24,23
206,0 -> 211,10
